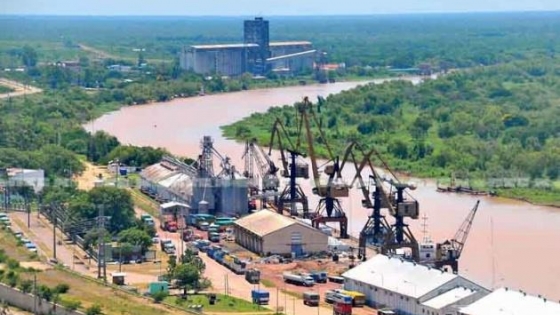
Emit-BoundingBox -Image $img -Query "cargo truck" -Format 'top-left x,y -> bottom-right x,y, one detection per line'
208,232 -> 221,243
251,289 -> 269,305
306,271 -> 327,283
303,292 -> 320,306
333,293 -> 352,315
159,239 -> 176,254
245,269 -> 261,284
140,214 -> 155,227
282,272 -> 315,287
160,214 -> 177,232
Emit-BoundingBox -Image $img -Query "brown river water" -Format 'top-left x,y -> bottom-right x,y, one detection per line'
86,78 -> 560,300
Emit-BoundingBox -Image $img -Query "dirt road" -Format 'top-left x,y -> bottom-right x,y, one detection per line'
74,161 -> 109,190
78,44 -> 121,60
0,78 -> 42,99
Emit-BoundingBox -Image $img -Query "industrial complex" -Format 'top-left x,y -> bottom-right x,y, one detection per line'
179,17 -> 317,76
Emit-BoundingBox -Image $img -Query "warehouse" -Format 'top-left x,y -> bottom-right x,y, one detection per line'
233,209 -> 328,256
459,287 -> 560,315
342,255 -> 489,315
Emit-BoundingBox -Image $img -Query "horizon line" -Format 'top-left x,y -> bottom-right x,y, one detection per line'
1,9 -> 560,18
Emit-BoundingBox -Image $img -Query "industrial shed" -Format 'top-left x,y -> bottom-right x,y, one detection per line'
459,287 -> 560,315
233,210 -> 328,256
342,255 -> 490,315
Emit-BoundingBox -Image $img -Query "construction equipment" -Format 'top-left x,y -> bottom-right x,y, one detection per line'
434,200 -> 481,273
295,96 -> 350,238
242,138 -> 281,208
269,118 -> 310,217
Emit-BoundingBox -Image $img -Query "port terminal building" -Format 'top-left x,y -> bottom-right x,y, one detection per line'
342,255 -> 490,315
233,209 -> 328,257
179,18 -> 316,76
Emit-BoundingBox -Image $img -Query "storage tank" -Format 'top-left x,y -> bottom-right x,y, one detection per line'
216,176 -> 249,217
192,177 -> 215,213
198,200 -> 209,214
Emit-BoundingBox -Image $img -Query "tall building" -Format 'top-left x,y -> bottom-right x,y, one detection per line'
243,17 -> 270,75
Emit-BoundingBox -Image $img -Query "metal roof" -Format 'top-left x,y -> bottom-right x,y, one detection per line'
235,209 -> 321,237
270,41 -> 312,47
140,163 -> 176,183
342,255 -> 457,299
422,287 -> 477,310
460,288 -> 560,315
191,43 -> 259,50
160,201 -> 190,209
158,173 -> 193,196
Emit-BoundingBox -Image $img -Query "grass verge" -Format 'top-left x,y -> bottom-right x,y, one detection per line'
167,294 -> 269,313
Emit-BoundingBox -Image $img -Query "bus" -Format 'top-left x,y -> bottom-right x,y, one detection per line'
337,289 -> 366,307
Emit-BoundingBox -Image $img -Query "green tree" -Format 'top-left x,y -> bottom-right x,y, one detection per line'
118,228 -> 152,252
173,264 -> 201,296
21,45 -> 38,67
88,186 -> 135,232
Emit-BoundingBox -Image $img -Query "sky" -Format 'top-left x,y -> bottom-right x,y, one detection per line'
3,0 -> 560,16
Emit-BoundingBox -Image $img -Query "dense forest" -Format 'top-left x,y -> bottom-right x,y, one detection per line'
1,13 -> 560,68
223,58 -> 560,204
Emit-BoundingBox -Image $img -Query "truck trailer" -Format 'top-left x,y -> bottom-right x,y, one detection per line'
160,214 -> 177,232
282,272 -> 315,287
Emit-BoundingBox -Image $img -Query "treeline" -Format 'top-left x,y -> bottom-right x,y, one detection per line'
223,58 -> 560,181
0,87 -> 169,179
2,13 -> 560,69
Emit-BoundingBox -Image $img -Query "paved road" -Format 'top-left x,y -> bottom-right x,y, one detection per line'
0,78 -> 42,99
140,208 -> 338,315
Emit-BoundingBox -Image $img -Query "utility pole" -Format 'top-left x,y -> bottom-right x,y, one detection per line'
114,158 -> 119,188
97,205 -> 107,283
33,272 -> 37,314
51,204 -> 57,260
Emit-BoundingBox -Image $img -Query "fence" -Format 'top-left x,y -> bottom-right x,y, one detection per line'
0,283 -> 84,315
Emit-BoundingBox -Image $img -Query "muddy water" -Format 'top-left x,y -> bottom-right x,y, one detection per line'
87,79 -> 560,300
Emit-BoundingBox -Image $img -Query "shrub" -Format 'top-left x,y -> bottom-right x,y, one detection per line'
60,298 -> 82,311
54,283 -> 70,294
18,279 -> 33,293
152,291 -> 168,303
85,304 -> 103,315
37,285 -> 53,301
7,259 -> 20,270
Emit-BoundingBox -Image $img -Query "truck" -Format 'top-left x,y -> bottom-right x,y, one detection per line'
333,293 -> 352,315
159,239 -> 176,254
309,271 -> 327,283
303,291 -> 320,306
223,254 -> 246,275
282,272 -> 315,287
245,269 -> 261,284
337,290 -> 366,307
140,214 -> 155,227
160,214 -> 178,232
208,232 -> 221,243
251,289 -> 269,305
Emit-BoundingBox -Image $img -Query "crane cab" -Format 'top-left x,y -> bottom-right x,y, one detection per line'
396,201 -> 419,219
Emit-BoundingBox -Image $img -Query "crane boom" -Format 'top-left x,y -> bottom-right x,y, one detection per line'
452,200 -> 480,255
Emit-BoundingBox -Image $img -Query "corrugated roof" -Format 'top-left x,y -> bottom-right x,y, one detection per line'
342,255 -> 457,299
191,43 -> 259,50
235,209 -> 305,237
159,173 -> 193,196
460,288 -> 560,315
140,163 -> 176,183
422,287 -> 476,310
270,41 -> 312,47
160,201 -> 190,209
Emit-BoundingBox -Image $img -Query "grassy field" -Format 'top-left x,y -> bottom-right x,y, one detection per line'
0,84 -> 14,93
129,188 -> 160,216
167,294 -> 269,313
0,227 -> 185,315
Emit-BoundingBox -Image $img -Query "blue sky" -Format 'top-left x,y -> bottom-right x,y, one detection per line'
3,0 -> 560,15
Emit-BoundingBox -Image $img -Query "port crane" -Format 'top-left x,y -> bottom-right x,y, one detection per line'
242,138 -> 281,208
433,200 -> 481,273
339,141 -> 420,260
295,96 -> 350,238
269,118 -> 310,217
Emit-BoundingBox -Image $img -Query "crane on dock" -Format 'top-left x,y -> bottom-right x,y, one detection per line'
269,118 -> 310,217
340,141 -> 420,260
242,138 -> 281,209
295,96 -> 350,238
434,200 -> 481,273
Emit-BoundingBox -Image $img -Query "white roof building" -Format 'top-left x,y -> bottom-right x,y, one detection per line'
459,287 -> 560,315
423,287 -> 481,315
342,255 -> 490,315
